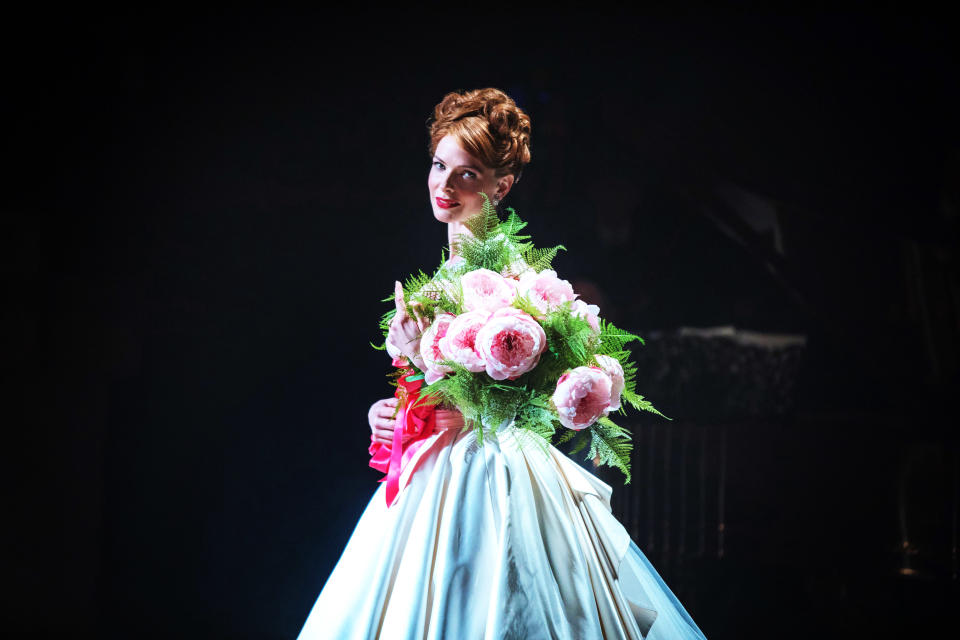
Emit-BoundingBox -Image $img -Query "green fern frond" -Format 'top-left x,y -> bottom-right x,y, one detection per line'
538,306 -> 595,369
522,244 -> 566,273
596,415 -> 632,438
587,418 -> 633,483
621,388 -> 670,420
511,293 -> 542,317
594,318 -> 645,355
568,430 -> 592,455
378,307 -> 395,331
500,209 -> 529,239
514,392 -> 559,444
463,193 -> 501,241
457,232 -> 509,272
507,424 -> 552,458
402,270 -> 432,301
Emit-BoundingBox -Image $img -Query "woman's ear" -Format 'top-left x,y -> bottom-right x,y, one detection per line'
495,174 -> 515,202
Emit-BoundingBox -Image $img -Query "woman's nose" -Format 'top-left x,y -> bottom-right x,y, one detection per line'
442,173 -> 456,192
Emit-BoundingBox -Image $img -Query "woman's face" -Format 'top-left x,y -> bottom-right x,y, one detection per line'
428,134 -> 511,224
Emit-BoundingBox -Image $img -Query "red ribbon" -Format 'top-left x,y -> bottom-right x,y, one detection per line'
368,370 -> 439,507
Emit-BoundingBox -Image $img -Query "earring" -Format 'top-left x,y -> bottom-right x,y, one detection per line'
492,195 -> 501,207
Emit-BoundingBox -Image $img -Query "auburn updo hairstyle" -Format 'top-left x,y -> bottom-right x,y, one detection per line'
428,88 -> 532,179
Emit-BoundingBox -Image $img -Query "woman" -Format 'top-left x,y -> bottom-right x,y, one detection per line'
297,89 -> 707,640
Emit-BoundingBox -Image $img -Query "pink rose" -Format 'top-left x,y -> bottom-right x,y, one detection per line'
438,310 -> 491,372
594,354 -> 625,411
460,268 -> 517,313
475,307 -> 547,381
517,269 -> 576,314
571,299 -> 601,332
419,313 -> 456,384
552,366 -> 613,430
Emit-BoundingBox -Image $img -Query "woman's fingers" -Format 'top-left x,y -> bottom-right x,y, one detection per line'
377,399 -> 397,413
396,283 -> 431,333
394,281 -> 407,315
370,396 -> 401,444
412,304 -> 429,333
371,421 -> 395,443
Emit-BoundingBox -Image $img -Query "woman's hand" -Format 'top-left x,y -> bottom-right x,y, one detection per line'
368,397 -> 399,445
385,281 -> 428,369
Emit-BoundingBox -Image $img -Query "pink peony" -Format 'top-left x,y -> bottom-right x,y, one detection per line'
438,310 -> 491,372
460,268 -> 517,313
552,366 -> 614,430
594,354 -> 625,411
517,269 -> 577,314
419,313 -> 456,384
475,307 -> 547,381
572,299 -> 601,332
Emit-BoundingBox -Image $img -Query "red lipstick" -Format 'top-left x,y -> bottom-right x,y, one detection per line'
436,197 -> 459,209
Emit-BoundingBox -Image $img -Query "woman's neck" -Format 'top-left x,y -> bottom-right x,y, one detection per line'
447,219 -> 472,259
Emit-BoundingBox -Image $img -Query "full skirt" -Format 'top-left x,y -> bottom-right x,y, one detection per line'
297,426 -> 707,640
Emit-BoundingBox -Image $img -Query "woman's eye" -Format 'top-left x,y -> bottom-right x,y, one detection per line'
462,170 -> 476,179
433,161 -> 445,170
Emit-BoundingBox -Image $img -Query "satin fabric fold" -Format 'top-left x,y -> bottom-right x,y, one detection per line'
300,425 -> 707,640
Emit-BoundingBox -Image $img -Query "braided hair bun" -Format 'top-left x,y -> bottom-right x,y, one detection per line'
428,88 -> 531,178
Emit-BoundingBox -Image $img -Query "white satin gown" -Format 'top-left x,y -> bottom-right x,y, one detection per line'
296,417 -> 708,640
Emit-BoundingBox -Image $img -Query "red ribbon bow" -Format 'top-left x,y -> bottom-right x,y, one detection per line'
368,370 -> 439,507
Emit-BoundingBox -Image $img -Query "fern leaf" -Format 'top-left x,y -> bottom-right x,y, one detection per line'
587,419 -> 633,484
568,430 -> 592,455
463,193 -> 500,242
522,244 -> 566,273
621,388 -> 670,420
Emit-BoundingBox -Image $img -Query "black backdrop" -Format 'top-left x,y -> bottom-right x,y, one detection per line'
5,7 -> 957,639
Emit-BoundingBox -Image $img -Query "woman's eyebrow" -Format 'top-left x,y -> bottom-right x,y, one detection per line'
434,154 -> 483,172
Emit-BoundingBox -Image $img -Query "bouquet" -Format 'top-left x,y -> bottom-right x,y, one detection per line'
373,195 -> 666,482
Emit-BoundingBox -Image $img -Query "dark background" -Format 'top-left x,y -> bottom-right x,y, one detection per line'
4,6 -> 957,639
